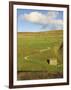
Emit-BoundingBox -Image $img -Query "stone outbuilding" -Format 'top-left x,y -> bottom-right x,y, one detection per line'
47,58 -> 57,65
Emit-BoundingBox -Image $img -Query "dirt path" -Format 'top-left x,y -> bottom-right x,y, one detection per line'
24,56 -> 29,60
39,47 -> 50,52
24,47 -> 50,60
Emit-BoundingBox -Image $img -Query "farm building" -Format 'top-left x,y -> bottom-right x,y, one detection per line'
47,58 -> 57,65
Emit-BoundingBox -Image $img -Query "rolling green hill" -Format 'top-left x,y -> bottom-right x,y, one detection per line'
17,30 -> 63,80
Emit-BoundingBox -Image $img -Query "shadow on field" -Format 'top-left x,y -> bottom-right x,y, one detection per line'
17,71 -> 63,80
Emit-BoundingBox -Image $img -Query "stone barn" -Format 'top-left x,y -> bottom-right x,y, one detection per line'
47,58 -> 57,65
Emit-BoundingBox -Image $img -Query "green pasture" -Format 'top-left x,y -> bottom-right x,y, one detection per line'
17,30 -> 63,79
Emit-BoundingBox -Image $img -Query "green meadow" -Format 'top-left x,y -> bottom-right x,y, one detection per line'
17,30 -> 63,80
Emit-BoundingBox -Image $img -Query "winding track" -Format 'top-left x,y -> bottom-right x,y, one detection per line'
24,47 -> 50,60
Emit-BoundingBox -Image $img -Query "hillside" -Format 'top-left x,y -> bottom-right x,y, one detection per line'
17,30 -> 63,80
18,30 -> 63,36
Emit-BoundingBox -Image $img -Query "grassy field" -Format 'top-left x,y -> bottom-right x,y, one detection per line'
17,30 -> 63,80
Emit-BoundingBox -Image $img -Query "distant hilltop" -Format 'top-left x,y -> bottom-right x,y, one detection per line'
17,30 -> 63,36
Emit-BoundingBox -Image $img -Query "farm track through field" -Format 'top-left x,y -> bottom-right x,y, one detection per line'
24,47 -> 50,60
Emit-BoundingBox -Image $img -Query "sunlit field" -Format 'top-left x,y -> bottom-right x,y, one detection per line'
17,30 -> 63,80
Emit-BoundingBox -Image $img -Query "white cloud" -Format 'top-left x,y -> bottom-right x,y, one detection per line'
46,11 -> 59,19
23,11 -> 63,25
23,12 -> 47,24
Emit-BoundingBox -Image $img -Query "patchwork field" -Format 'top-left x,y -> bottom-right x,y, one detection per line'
17,30 -> 63,80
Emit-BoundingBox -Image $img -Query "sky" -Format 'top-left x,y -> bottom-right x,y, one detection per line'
17,9 -> 63,32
